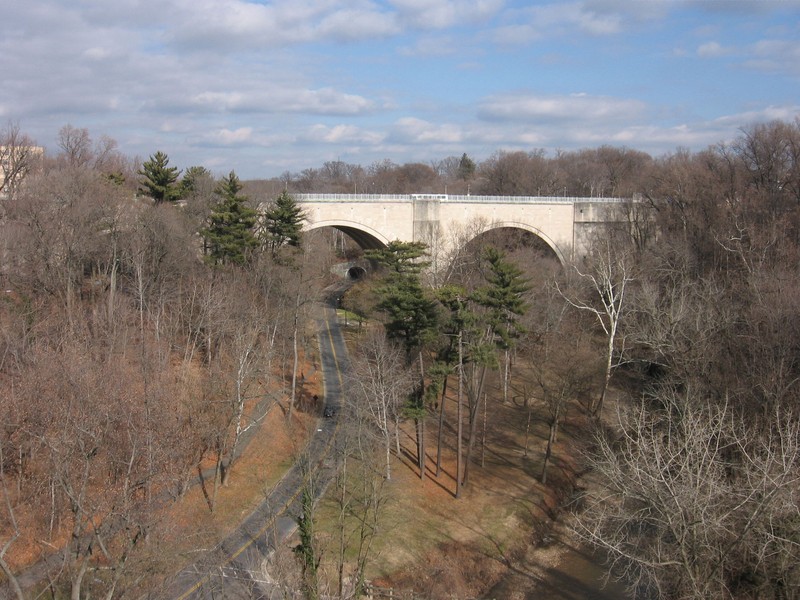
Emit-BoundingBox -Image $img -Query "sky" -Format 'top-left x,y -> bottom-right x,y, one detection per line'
2,0 -> 799,179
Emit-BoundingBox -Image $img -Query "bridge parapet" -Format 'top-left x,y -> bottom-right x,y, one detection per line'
295,193 -> 625,204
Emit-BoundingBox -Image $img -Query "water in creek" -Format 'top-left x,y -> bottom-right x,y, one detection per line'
526,542 -> 631,600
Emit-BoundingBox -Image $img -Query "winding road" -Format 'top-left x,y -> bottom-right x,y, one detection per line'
163,290 -> 349,599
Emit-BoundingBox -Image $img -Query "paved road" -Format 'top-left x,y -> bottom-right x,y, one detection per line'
163,292 -> 349,599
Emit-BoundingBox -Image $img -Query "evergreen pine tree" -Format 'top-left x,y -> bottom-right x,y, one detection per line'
262,190 -> 305,254
457,152 -> 476,180
366,241 -> 437,352
473,247 -> 530,349
201,171 -> 258,265
138,151 -> 181,203
179,165 -> 212,198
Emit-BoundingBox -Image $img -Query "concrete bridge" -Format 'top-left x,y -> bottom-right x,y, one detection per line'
294,193 -> 628,265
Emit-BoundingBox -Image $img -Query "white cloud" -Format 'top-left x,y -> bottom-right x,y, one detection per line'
490,0 -> 800,46
744,39 -> 800,75
490,24 -> 541,45
83,47 -> 113,61
713,105 -> 800,127
492,2 -> 624,44
207,127 -> 254,145
479,93 -> 647,122
291,88 -> 377,115
583,0 -> 669,21
390,117 -> 464,143
682,0 -> 800,14
389,0 -> 503,29
398,35 -> 460,57
164,0 -> 403,49
191,92 -> 247,111
697,41 -> 734,58
316,9 -> 400,40
187,87 -> 376,116
604,124 -> 719,147
303,124 -> 384,144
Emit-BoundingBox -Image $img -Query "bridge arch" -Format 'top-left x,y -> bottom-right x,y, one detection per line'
304,220 -> 390,251
472,221 -> 567,265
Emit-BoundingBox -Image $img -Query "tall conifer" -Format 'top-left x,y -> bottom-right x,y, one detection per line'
201,171 -> 258,265
262,190 -> 305,254
138,151 -> 180,203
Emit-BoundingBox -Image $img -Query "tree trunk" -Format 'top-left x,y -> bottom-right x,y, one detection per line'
481,392 -> 487,468
503,348 -> 510,403
595,330 -> 615,417
71,556 -> 89,600
107,245 -> 117,324
417,351 -> 426,480
211,446 -> 224,509
541,422 -> 554,485
523,406 -> 532,457
541,403 -> 561,484
0,556 -> 24,600
416,418 -> 426,480
289,311 -> 299,419
384,434 -> 392,481
463,401 -> 480,487
456,332 -> 463,499
435,375 -> 448,478
337,455 -> 348,598
462,364 -> 488,487
394,416 -> 402,458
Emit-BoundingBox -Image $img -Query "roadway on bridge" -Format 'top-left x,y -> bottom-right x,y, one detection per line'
164,288 -> 349,599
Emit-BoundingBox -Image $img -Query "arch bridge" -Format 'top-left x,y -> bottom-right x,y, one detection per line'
292,193 -> 629,265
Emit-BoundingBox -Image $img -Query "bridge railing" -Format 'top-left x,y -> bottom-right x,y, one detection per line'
294,193 -> 626,203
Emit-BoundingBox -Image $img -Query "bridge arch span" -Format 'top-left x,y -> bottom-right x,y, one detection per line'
304,220 -> 390,250
471,221 -> 567,265
295,193 -> 627,264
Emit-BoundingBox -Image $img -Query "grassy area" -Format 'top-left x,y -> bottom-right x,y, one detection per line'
335,307 -> 367,329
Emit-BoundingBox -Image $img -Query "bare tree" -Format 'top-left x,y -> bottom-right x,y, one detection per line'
321,383 -> 395,599
477,150 -> 559,196
0,121 -> 40,203
576,390 -> 800,600
216,274 -> 273,486
734,119 -> 800,204
558,237 -> 634,416
57,124 -> 93,168
347,329 -> 415,480
629,269 -> 736,398
526,281 -> 595,483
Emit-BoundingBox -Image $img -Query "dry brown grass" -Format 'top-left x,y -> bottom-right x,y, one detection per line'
133,352 -> 324,590
310,362 -> 589,600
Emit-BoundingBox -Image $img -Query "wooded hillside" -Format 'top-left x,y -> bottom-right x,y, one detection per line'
2,119 -> 800,599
